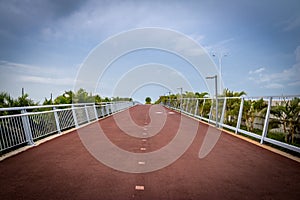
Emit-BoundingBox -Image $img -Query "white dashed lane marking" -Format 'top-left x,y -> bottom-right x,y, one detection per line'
135,185 -> 145,190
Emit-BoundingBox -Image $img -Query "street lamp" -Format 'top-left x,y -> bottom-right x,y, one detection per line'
167,91 -> 171,107
212,51 -> 227,94
206,75 -> 218,127
177,87 -> 183,112
164,91 -> 171,107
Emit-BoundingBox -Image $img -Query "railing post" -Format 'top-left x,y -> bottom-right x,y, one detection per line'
180,98 -> 184,112
72,105 -> 79,127
117,102 -> 121,111
260,97 -> 272,144
235,97 -> 244,134
84,105 -> 90,122
220,98 -> 227,128
216,98 -> 219,128
208,100 -> 213,123
185,99 -> 189,112
110,103 -> 112,114
112,102 -> 116,113
21,110 -> 34,145
101,105 -> 105,116
180,97 -> 183,112
190,99 -> 194,114
93,104 -> 98,119
53,107 -> 61,134
109,103 -> 113,113
118,102 -> 121,110
105,104 -> 110,115
200,99 -> 206,119
194,99 -> 199,116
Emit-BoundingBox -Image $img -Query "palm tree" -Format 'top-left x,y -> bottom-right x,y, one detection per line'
271,98 -> 300,144
222,88 -> 246,97
244,98 -> 267,132
195,92 -> 208,98
15,93 -> 36,107
73,88 -> 92,103
43,98 -> 53,105
0,92 -> 14,108
195,92 -> 209,116
222,89 -> 246,126
54,90 -> 74,104
0,92 -> 15,116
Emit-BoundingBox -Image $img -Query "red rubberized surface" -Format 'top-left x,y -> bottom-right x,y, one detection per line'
0,105 -> 299,200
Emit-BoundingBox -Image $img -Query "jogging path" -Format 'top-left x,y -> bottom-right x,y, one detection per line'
0,105 -> 299,200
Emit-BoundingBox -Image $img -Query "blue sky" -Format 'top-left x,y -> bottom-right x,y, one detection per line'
0,0 -> 300,103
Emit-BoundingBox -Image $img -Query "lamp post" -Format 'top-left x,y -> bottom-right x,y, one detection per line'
206,75 -> 218,127
166,91 -> 171,107
177,87 -> 183,112
164,91 -> 171,107
167,91 -> 171,107
212,51 -> 227,94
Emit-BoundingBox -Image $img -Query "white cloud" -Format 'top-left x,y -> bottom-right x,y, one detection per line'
249,63 -> 300,91
282,16 -> 300,32
248,45 -> 300,92
19,75 -> 74,86
0,60 -> 75,86
38,1 -> 202,43
0,60 -> 64,75
265,83 -> 284,89
0,60 -> 77,101
249,67 -> 265,74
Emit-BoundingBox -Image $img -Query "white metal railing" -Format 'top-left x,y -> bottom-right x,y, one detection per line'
0,101 -> 134,154
165,95 -> 300,154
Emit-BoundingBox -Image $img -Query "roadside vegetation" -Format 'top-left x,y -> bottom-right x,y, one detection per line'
156,89 -> 300,147
0,88 -> 132,116
0,88 -> 132,108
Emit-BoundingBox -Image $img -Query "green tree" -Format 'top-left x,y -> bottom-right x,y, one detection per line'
0,92 -> 14,108
145,97 -> 152,104
42,97 -> 53,105
0,92 -> 15,115
222,88 -> 246,97
94,95 -> 102,104
14,93 -> 36,107
112,97 -> 133,102
184,91 -> 196,98
154,96 -> 167,104
195,92 -> 208,98
222,89 -> 247,126
271,98 -> 300,144
243,98 -> 267,132
54,91 -> 74,104
103,97 -> 111,102
73,88 -> 94,103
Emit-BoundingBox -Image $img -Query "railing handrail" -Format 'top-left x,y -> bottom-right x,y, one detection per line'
0,101 -> 134,154
165,94 -> 300,154
0,101 -> 132,112
0,103 -> 91,112
178,94 -> 300,101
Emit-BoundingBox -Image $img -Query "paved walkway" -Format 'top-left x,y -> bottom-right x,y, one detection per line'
0,105 -> 299,200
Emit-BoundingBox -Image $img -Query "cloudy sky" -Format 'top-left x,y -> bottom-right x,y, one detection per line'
0,0 -> 300,103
